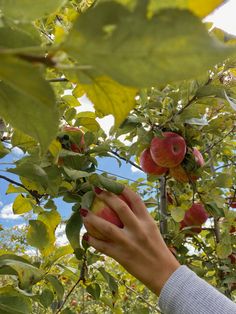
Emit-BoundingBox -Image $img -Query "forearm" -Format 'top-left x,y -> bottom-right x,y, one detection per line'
159,265 -> 236,314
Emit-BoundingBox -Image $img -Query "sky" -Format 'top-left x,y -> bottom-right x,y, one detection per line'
1,0 -> 236,246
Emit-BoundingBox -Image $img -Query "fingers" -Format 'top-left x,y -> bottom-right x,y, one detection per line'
82,209 -> 126,242
121,187 -> 149,219
94,189 -> 139,229
83,233 -> 115,257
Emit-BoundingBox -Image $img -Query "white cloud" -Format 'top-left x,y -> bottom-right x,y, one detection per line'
55,223 -> 69,246
131,165 -> 142,173
205,0 -> 236,35
0,201 -> 3,207
0,203 -> 21,220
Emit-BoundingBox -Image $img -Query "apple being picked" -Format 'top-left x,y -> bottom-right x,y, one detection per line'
150,132 -> 186,168
140,148 -> 168,176
180,203 -> 208,234
87,193 -> 130,239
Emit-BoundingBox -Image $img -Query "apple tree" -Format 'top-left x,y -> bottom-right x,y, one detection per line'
0,0 -> 235,313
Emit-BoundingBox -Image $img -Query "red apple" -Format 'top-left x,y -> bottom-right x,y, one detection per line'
228,253 -> 236,264
180,203 -> 208,234
88,194 -> 130,239
229,197 -> 236,208
150,132 -> 186,168
140,148 -> 168,176
193,148 -> 204,167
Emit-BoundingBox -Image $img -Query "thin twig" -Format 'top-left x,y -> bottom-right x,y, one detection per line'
203,126 -> 235,155
56,255 -> 87,314
121,281 -> 161,313
47,78 -> 69,83
110,150 -> 143,171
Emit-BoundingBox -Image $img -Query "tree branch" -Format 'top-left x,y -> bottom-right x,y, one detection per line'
0,174 -> 40,204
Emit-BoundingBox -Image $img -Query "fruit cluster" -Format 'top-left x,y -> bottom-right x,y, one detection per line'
140,131 -> 204,183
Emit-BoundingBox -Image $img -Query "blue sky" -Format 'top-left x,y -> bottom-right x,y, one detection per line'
0,147 -> 145,229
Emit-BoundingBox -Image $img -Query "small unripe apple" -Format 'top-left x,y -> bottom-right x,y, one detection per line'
150,132 -> 186,168
180,203 -> 208,234
140,148 -> 168,176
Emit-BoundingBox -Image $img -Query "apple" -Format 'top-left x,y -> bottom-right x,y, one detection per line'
228,253 -> 236,264
229,197 -> 236,208
87,194 -> 130,239
180,203 -> 208,234
169,147 -> 204,183
60,126 -> 85,153
192,147 -> 204,167
140,148 -> 168,175
150,132 -> 186,168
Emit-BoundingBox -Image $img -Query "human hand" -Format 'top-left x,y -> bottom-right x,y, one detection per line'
81,186 -> 180,295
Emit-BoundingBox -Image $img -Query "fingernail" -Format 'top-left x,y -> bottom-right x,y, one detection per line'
94,186 -> 103,195
83,233 -> 89,242
80,208 -> 88,217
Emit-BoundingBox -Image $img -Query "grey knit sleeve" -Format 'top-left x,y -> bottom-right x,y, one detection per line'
158,265 -> 236,314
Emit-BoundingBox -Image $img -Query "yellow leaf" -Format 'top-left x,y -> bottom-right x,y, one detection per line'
13,194 -> 35,214
48,139 -> 62,158
81,76 -> 137,128
188,0 -> 224,18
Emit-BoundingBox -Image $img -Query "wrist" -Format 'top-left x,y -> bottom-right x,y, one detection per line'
148,249 -> 181,295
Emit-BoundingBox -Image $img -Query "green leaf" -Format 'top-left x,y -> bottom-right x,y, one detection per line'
38,288 -> 54,308
65,211 -> 83,250
63,167 -> 90,180
27,220 -> 53,255
216,242 -> 232,259
64,3 -> 235,88
86,283 -> 101,300
81,191 -> 95,209
0,0 -> 67,21
44,245 -> 73,268
215,173 -> 233,188
0,286 -> 32,314
0,26 -> 40,50
98,267 -> 118,296
12,129 -> 37,153
13,194 -> 35,215
45,274 -> 64,301
89,174 -> 124,194
170,206 -> 185,222
0,141 -> 10,158
8,163 -> 48,186
0,56 -> 58,152
0,259 -> 44,291
74,76 -> 137,127
38,210 -> 61,233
